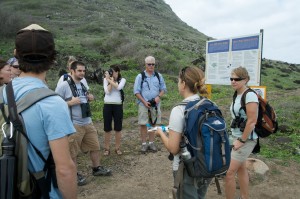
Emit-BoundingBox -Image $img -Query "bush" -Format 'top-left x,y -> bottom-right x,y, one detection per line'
0,9 -> 25,38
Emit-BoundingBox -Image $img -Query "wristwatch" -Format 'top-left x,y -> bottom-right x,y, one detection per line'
237,137 -> 246,143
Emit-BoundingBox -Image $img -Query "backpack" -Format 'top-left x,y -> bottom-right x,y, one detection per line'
174,98 -> 231,196
0,83 -> 58,199
140,71 -> 161,90
234,88 -> 278,138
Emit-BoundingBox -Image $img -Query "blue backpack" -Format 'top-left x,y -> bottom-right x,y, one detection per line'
181,98 -> 231,178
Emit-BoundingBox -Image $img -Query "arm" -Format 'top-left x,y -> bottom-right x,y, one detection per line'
156,128 -> 181,155
49,137 -> 77,199
104,73 -> 113,94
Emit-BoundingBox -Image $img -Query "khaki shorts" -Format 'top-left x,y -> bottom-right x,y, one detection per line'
69,123 -> 100,158
231,136 -> 257,162
138,104 -> 161,125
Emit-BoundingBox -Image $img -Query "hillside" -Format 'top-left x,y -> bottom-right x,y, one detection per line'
0,0 -> 210,73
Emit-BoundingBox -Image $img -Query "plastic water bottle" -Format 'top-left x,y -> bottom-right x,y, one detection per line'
180,141 -> 191,161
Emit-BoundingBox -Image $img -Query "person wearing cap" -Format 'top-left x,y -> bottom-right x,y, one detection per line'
55,60 -> 112,186
7,57 -> 21,79
0,59 -> 12,85
2,24 -> 77,199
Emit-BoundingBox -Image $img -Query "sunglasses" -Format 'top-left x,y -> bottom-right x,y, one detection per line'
11,65 -> 19,68
147,63 -> 155,66
230,77 -> 245,81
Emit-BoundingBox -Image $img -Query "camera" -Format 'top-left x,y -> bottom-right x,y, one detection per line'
148,98 -> 156,107
80,103 -> 92,118
230,116 -> 246,132
107,68 -> 113,77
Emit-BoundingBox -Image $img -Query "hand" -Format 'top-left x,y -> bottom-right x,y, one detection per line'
232,139 -> 244,151
155,96 -> 161,104
87,93 -> 94,101
143,101 -> 151,109
70,97 -> 81,106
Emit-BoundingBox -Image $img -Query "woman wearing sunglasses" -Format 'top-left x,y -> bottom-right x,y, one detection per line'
225,66 -> 258,199
7,57 -> 21,79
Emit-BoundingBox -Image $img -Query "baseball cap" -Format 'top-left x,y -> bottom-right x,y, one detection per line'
15,24 -> 55,63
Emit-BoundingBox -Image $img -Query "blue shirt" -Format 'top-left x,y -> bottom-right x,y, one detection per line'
133,71 -> 167,105
3,77 -> 75,199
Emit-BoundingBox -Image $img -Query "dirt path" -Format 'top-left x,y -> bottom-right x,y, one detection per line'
75,114 -> 300,199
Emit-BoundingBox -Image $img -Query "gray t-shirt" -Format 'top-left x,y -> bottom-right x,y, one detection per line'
169,94 -> 200,171
55,81 -> 92,125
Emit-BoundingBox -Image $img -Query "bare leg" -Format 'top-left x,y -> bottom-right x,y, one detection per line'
148,131 -> 154,142
90,150 -> 100,167
225,159 -> 242,199
140,125 -> 147,143
237,162 -> 249,199
115,131 -> 121,149
104,131 -> 111,150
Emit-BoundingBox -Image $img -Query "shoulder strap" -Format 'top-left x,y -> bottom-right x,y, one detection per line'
140,71 -> 146,89
67,77 -> 88,97
154,71 -> 161,84
240,88 -> 256,112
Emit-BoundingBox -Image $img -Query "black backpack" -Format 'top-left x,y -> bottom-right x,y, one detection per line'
0,82 -> 58,199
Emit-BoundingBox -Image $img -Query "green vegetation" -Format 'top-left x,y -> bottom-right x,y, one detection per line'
1,0 -> 300,163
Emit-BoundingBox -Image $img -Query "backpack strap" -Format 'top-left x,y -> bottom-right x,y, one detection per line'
240,88 -> 256,113
117,78 -> 125,103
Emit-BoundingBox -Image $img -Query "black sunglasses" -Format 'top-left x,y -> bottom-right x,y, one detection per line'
147,63 -> 155,66
11,65 -> 19,68
230,77 -> 245,81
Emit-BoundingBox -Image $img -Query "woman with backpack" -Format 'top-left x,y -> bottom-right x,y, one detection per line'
103,64 -> 126,156
225,66 -> 259,199
155,66 -> 212,199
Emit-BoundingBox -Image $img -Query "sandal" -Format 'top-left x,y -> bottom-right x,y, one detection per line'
115,148 -> 123,155
103,149 -> 110,156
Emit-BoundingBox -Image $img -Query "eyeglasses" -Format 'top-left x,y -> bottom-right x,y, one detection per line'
147,63 -> 155,66
11,65 -> 19,68
230,77 -> 245,81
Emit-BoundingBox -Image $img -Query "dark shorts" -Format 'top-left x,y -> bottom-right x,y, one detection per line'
103,103 -> 123,132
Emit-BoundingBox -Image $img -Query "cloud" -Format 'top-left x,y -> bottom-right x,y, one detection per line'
164,0 -> 300,63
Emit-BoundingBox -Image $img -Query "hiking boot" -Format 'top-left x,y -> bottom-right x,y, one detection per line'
140,144 -> 148,154
148,143 -> 157,152
77,173 -> 87,186
92,166 -> 112,176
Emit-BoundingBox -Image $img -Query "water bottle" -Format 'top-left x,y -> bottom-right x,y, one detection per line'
180,141 -> 195,177
0,122 -> 17,199
0,136 -> 17,199
180,141 -> 191,161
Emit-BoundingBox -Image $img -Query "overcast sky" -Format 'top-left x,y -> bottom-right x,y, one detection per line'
164,0 -> 300,64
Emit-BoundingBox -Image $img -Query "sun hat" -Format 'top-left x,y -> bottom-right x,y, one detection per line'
15,24 -> 55,63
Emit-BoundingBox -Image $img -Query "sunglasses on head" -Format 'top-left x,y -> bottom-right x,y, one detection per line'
230,77 -> 245,81
147,63 -> 155,66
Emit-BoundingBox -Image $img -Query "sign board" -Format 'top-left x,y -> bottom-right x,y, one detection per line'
205,32 -> 263,86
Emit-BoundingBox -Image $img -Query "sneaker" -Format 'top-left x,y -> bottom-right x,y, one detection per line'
77,173 -> 87,186
92,166 -> 112,176
140,144 -> 148,153
148,143 -> 157,152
